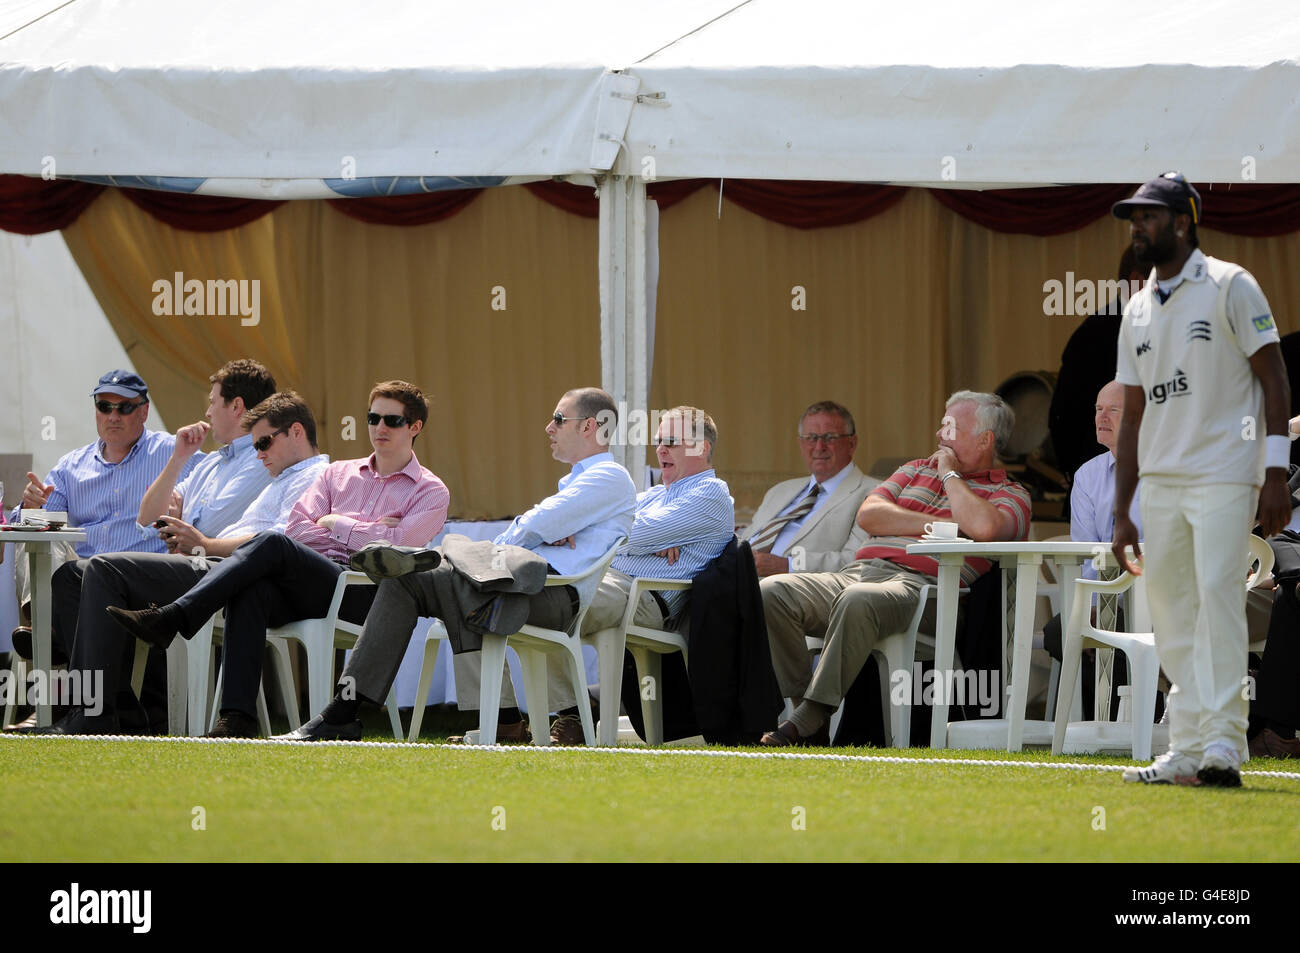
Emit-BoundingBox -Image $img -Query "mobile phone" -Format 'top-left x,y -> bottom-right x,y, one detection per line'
154,519 -> 169,529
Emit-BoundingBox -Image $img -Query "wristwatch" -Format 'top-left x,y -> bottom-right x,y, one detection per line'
940,470 -> 961,486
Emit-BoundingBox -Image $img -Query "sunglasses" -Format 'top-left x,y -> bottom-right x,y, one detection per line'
253,427 -> 289,453
95,399 -> 146,416
367,413 -> 409,428
551,413 -> 590,427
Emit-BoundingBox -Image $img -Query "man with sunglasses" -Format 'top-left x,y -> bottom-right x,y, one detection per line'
105,380 -> 450,737
10,361 -> 276,727
6,370 -> 204,703
741,401 -> 877,577
279,386 -> 635,743
1111,173 -> 1292,787
26,392 -> 329,735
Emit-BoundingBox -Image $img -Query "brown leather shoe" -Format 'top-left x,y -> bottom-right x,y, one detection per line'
1249,728 -> 1300,760
549,713 -> 586,746
496,720 -> 532,744
759,720 -> 831,747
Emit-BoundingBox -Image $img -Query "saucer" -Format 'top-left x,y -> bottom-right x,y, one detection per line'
920,534 -> 972,543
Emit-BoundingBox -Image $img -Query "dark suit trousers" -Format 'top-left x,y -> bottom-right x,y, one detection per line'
342,571 -> 575,708
171,532 -> 373,718
1255,585 -> 1300,731
67,552 -> 211,719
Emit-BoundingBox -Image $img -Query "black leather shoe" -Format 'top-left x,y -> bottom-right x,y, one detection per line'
105,604 -> 177,650
26,709 -> 120,736
275,714 -> 362,742
349,543 -> 441,579
9,626 -> 68,665
206,711 -> 259,739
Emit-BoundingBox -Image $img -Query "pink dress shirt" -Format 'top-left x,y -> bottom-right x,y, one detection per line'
285,452 -> 450,563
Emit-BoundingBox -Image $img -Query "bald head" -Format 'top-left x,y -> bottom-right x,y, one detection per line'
1095,380 -> 1125,453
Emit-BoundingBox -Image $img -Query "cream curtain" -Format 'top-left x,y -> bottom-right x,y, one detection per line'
61,186 -> 1300,519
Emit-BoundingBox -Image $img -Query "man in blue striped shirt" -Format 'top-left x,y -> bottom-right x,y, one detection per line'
7,362 -> 276,730
9,370 -> 201,632
28,393 -> 328,735
548,406 -> 735,743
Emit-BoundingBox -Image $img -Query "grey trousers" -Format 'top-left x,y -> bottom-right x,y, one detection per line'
760,558 -> 934,708
341,571 -> 576,713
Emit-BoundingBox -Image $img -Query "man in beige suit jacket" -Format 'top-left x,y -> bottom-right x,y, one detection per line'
741,401 -> 879,577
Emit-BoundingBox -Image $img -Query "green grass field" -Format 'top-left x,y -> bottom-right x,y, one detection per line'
4,733 -> 1298,862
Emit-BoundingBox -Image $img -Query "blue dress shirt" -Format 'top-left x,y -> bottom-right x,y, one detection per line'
175,432 -> 272,537
494,451 -> 637,603
1071,450 -> 1143,579
10,430 -> 200,558
612,468 -> 734,616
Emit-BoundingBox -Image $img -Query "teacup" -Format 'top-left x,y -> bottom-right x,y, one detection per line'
923,520 -> 959,539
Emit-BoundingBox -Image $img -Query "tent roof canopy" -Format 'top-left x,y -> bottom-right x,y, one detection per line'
3,0 -> 1299,190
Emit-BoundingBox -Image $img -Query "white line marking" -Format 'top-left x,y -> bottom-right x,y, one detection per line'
4,734 -> 1299,780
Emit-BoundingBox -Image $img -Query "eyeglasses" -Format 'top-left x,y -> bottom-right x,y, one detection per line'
253,427 -> 289,453
95,399 -> 146,416
798,432 -> 852,445
551,413 -> 590,427
366,413 -> 409,428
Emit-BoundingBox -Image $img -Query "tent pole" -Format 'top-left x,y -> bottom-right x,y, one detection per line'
598,174 -> 649,489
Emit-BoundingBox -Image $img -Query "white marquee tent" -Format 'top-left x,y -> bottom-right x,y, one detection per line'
4,0 -> 1300,484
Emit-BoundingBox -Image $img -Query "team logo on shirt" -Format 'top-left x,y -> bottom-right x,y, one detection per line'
1253,313 -> 1276,333
1135,339 -> 1152,357
1149,368 -> 1190,404
1186,320 -> 1212,343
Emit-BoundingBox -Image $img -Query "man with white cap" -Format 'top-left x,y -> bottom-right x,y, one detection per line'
1111,172 -> 1292,787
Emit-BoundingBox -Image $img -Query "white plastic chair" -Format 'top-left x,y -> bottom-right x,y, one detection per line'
805,583 -> 966,748
260,570 -> 403,739
473,538 -> 625,747
589,576 -> 692,746
129,619 -> 296,736
1052,536 -> 1272,761
1247,535 -> 1275,653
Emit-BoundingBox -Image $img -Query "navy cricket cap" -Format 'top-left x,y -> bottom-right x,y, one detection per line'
1112,171 -> 1202,224
90,370 -> 149,400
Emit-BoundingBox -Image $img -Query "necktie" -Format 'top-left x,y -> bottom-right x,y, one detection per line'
750,484 -> 821,553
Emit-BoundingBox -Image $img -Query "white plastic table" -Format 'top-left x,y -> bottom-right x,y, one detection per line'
0,528 -> 86,726
905,540 -> 1119,750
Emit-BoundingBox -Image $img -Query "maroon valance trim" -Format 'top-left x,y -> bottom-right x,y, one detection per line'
0,176 -> 103,235
121,188 -> 284,232
326,190 -> 482,226
6,173 -> 1300,238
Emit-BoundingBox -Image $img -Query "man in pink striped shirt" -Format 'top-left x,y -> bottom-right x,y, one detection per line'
759,391 -> 1032,746
107,380 -> 450,737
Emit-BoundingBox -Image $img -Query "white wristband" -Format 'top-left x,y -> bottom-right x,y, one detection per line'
1266,434 -> 1290,470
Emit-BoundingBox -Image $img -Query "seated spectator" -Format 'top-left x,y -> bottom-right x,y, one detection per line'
1042,380 -> 1143,716
740,400 -> 878,577
7,369 -> 204,661
759,391 -> 1031,746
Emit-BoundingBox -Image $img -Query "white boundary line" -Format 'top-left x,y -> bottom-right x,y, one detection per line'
5,734 -> 1300,780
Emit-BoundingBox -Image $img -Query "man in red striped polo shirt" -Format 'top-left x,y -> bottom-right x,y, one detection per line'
759,390 -> 1032,746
